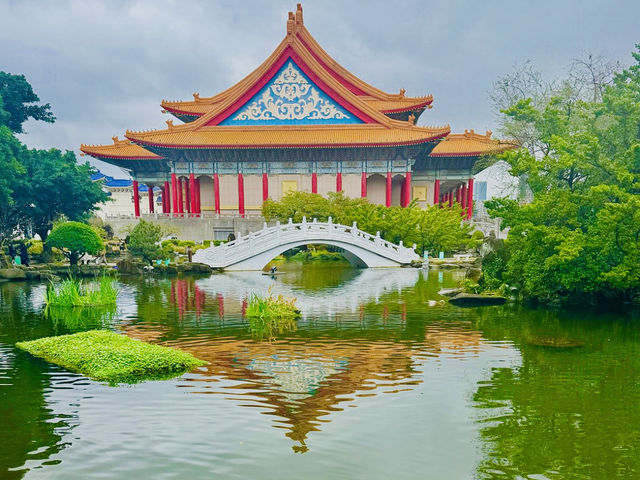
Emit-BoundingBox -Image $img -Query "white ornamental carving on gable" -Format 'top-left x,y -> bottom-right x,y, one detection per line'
233,62 -> 351,122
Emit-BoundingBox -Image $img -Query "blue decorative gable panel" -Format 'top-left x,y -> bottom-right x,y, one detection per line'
220,59 -> 363,126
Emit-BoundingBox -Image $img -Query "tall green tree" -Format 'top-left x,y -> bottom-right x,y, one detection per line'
11,147 -> 107,242
0,72 -> 55,133
484,45 -> 640,304
0,73 -> 108,245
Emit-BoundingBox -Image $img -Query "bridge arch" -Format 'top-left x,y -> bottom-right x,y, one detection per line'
193,219 -> 420,271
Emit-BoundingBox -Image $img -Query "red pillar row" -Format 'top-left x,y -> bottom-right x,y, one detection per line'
311,172 -> 318,194
262,173 -> 269,201
448,190 -> 453,208
147,184 -> 154,214
132,180 -> 140,218
433,179 -> 440,206
361,172 -> 367,198
336,172 -> 342,192
385,171 -> 392,207
213,174 -> 220,215
237,173 -> 245,218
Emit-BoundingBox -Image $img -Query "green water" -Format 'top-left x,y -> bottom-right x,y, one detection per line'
1,263 -> 639,479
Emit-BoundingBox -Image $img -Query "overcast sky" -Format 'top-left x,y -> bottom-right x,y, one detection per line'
1,0 -> 638,177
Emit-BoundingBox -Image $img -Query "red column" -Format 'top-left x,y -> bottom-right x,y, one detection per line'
177,177 -> 183,215
164,181 -> 171,214
336,172 -> 342,192
311,172 -> 318,194
189,173 -> 196,217
385,171 -> 392,207
237,173 -> 245,218
433,179 -> 440,206
448,190 -> 453,208
262,173 -> 269,201
361,172 -> 367,198
455,186 -> 461,205
213,174 -> 220,215
461,183 -> 467,210
194,177 -> 201,216
184,177 -> 191,215
171,174 -> 178,217
132,180 -> 140,218
402,172 -> 411,207
147,184 -> 154,213
466,178 -> 474,220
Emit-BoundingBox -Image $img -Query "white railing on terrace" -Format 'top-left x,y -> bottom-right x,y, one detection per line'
193,216 -> 419,269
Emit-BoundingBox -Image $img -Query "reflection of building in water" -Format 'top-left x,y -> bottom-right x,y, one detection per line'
122,308 -> 488,453
196,268 -> 421,317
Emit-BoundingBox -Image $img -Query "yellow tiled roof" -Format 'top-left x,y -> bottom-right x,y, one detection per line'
127,124 -> 450,149
430,130 -> 518,157
80,137 -> 162,159
160,5 -> 433,118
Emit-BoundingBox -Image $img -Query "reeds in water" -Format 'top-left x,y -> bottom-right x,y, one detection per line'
44,276 -> 119,307
245,290 -> 300,340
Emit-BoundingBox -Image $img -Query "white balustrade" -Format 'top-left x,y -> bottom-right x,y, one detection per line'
193,218 -> 420,270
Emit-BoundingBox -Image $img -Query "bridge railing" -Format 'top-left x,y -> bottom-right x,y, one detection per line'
194,217 -> 418,266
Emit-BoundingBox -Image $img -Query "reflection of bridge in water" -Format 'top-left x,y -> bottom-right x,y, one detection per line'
196,268 -> 422,317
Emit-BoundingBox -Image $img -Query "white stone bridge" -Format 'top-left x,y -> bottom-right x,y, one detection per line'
192,217 -> 420,271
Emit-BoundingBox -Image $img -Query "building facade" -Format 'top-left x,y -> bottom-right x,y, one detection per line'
81,4 -> 515,220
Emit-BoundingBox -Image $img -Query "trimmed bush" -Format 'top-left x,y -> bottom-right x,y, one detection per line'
46,221 -> 103,266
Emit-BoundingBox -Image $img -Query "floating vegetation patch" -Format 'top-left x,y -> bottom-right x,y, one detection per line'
44,276 -> 119,307
16,330 -> 206,384
245,291 -> 300,340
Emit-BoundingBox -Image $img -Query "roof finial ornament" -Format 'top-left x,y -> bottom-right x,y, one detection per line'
295,3 -> 303,25
166,119 -> 174,129
287,11 -> 295,34
399,88 -> 406,98
112,135 -> 119,144
486,130 -> 492,138
193,92 -> 200,101
408,113 -> 416,125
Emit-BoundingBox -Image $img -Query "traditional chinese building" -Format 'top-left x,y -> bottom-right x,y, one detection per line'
81,4 -> 514,220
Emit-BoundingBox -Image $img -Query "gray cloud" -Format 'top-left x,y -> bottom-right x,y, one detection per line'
2,0 -> 638,177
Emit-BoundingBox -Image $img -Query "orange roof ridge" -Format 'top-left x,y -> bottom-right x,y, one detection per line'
81,137 -> 162,160
430,129 -> 518,157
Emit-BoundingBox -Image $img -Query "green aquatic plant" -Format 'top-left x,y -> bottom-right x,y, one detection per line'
44,276 -> 118,307
16,330 -> 206,384
245,291 -> 300,340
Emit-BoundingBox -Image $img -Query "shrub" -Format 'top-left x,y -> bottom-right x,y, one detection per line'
45,221 -> 103,266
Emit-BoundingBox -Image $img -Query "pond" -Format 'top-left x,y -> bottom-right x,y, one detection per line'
1,263 -> 639,479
